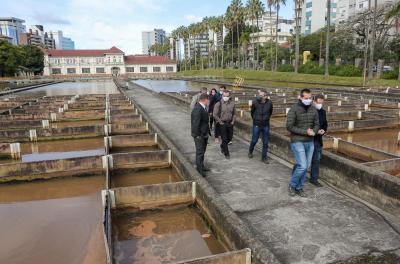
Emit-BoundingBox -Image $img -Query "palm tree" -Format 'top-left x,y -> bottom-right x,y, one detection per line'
246,0 -> 264,68
202,17 -> 212,68
267,0 -> 275,71
215,16 -> 225,68
368,0 -> 378,79
229,0 -> 244,68
181,26 -> 189,71
294,0 -> 304,73
188,23 -> 197,70
274,0 -> 287,71
325,0 -> 331,77
225,8 -> 235,66
386,1 -> 400,20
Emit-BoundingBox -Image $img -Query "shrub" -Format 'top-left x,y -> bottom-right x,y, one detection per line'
277,64 -> 294,72
298,62 -> 324,75
332,65 -> 363,77
381,68 -> 399,80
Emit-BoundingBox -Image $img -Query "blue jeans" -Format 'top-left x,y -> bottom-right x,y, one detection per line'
310,140 -> 322,183
249,125 -> 270,160
290,141 -> 314,190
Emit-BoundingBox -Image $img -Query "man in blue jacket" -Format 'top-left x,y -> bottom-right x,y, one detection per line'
310,94 -> 328,187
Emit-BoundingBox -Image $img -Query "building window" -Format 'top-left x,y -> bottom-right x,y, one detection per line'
126,67 -> 135,72
96,68 -> 105,74
67,68 -> 76,74
82,68 -> 91,74
166,66 -> 174,72
140,67 -> 148,72
153,67 -> 161,72
51,68 -> 61,74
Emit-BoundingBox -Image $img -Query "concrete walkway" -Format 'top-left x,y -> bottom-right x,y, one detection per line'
126,86 -> 400,264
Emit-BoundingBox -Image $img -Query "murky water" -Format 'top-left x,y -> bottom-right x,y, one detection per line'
111,167 -> 180,188
110,145 -> 159,154
0,175 -> 106,264
18,81 -> 119,96
133,80 -> 219,93
51,120 -> 104,128
112,206 -> 226,264
16,138 -> 104,163
330,128 -> 400,156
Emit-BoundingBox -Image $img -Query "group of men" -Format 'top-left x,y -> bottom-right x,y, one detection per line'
191,86 -> 328,197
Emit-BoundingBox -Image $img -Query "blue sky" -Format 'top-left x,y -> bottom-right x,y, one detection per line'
2,0 -> 295,54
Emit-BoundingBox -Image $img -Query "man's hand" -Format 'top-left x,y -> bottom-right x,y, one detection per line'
318,129 -> 325,135
307,128 -> 315,136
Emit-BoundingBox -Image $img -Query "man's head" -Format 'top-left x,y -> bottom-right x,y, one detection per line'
219,85 -> 226,94
222,90 -> 231,102
199,93 -> 209,106
200,87 -> 208,94
313,94 -> 324,110
300,89 -> 313,106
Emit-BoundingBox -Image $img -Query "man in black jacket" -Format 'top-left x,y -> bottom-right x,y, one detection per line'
310,94 -> 328,187
191,93 -> 210,177
248,90 -> 273,163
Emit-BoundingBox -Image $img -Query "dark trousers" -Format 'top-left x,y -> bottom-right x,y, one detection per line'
209,115 -> 214,130
214,123 -> 221,138
194,136 -> 208,174
310,140 -> 322,183
220,123 -> 233,156
249,125 -> 270,160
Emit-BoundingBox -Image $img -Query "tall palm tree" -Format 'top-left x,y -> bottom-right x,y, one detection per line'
181,26 -> 189,71
246,0 -> 264,68
215,16 -> 225,68
386,1 -> 400,19
274,0 -> 287,71
188,23 -> 197,70
294,0 -> 304,73
267,0 -> 275,71
325,0 -> 331,77
368,0 -> 378,79
225,8 -> 235,66
229,0 -> 244,68
202,17 -> 212,69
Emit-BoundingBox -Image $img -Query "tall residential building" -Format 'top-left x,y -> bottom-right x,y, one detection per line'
50,30 -> 75,50
301,0 -> 338,35
20,25 -> 56,49
0,17 -> 26,45
141,29 -> 167,55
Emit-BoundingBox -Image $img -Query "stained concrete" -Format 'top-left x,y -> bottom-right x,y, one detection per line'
126,85 -> 400,264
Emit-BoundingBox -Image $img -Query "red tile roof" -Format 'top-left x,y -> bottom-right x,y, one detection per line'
124,55 -> 175,65
44,46 -> 124,57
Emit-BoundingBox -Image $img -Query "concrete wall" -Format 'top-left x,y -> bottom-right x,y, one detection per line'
173,249 -> 251,264
111,150 -> 170,170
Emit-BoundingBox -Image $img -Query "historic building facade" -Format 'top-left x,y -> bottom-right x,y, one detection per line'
43,46 -> 177,76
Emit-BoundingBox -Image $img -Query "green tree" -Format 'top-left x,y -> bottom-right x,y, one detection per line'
20,45 -> 44,75
294,0 -> 304,73
274,0 -> 287,71
246,0 -> 264,66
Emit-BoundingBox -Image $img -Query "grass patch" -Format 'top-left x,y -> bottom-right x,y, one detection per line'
177,69 -> 400,88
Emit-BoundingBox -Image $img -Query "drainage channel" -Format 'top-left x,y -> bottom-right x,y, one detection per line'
0,85 -> 251,264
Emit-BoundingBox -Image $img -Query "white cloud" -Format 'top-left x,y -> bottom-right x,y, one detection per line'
184,14 -> 203,23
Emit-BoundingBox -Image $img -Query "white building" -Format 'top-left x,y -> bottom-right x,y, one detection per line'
50,30 -> 75,50
301,0 -> 338,35
0,17 -> 26,45
142,29 -> 167,55
43,46 -> 177,76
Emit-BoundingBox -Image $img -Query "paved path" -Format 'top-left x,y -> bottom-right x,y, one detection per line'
127,85 -> 400,264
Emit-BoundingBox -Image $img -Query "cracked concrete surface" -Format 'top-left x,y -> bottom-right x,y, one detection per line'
126,85 -> 400,264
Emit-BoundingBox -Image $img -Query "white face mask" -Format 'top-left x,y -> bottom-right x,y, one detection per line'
301,98 -> 312,106
222,96 -> 229,102
314,103 -> 323,110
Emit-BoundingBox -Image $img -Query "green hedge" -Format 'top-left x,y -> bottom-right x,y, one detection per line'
278,62 -> 363,77
381,68 -> 399,80
277,64 -> 294,72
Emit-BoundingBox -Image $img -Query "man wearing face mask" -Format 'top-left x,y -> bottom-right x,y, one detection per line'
213,90 -> 236,159
310,94 -> 328,187
248,90 -> 273,164
286,89 -> 320,197
191,93 -> 211,177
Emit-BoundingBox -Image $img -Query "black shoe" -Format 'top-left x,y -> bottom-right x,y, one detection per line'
261,159 -> 270,164
310,181 -> 323,187
225,155 -> 230,160
288,186 -> 296,197
248,152 -> 253,159
203,167 -> 210,172
296,189 -> 307,197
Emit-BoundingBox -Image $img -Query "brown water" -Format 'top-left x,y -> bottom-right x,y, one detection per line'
0,175 -> 106,264
111,167 -> 180,188
112,206 -> 227,264
51,120 -> 104,128
110,145 -> 159,154
16,138 -> 105,163
386,170 -> 400,177
329,128 -> 400,156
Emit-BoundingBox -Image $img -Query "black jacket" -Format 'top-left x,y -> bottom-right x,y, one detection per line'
251,99 -> 273,127
315,108 -> 328,146
208,94 -> 220,114
191,102 -> 210,138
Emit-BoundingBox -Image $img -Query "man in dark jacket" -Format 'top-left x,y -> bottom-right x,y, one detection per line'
191,93 -> 210,177
248,90 -> 273,164
286,89 -> 320,197
310,94 -> 328,187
